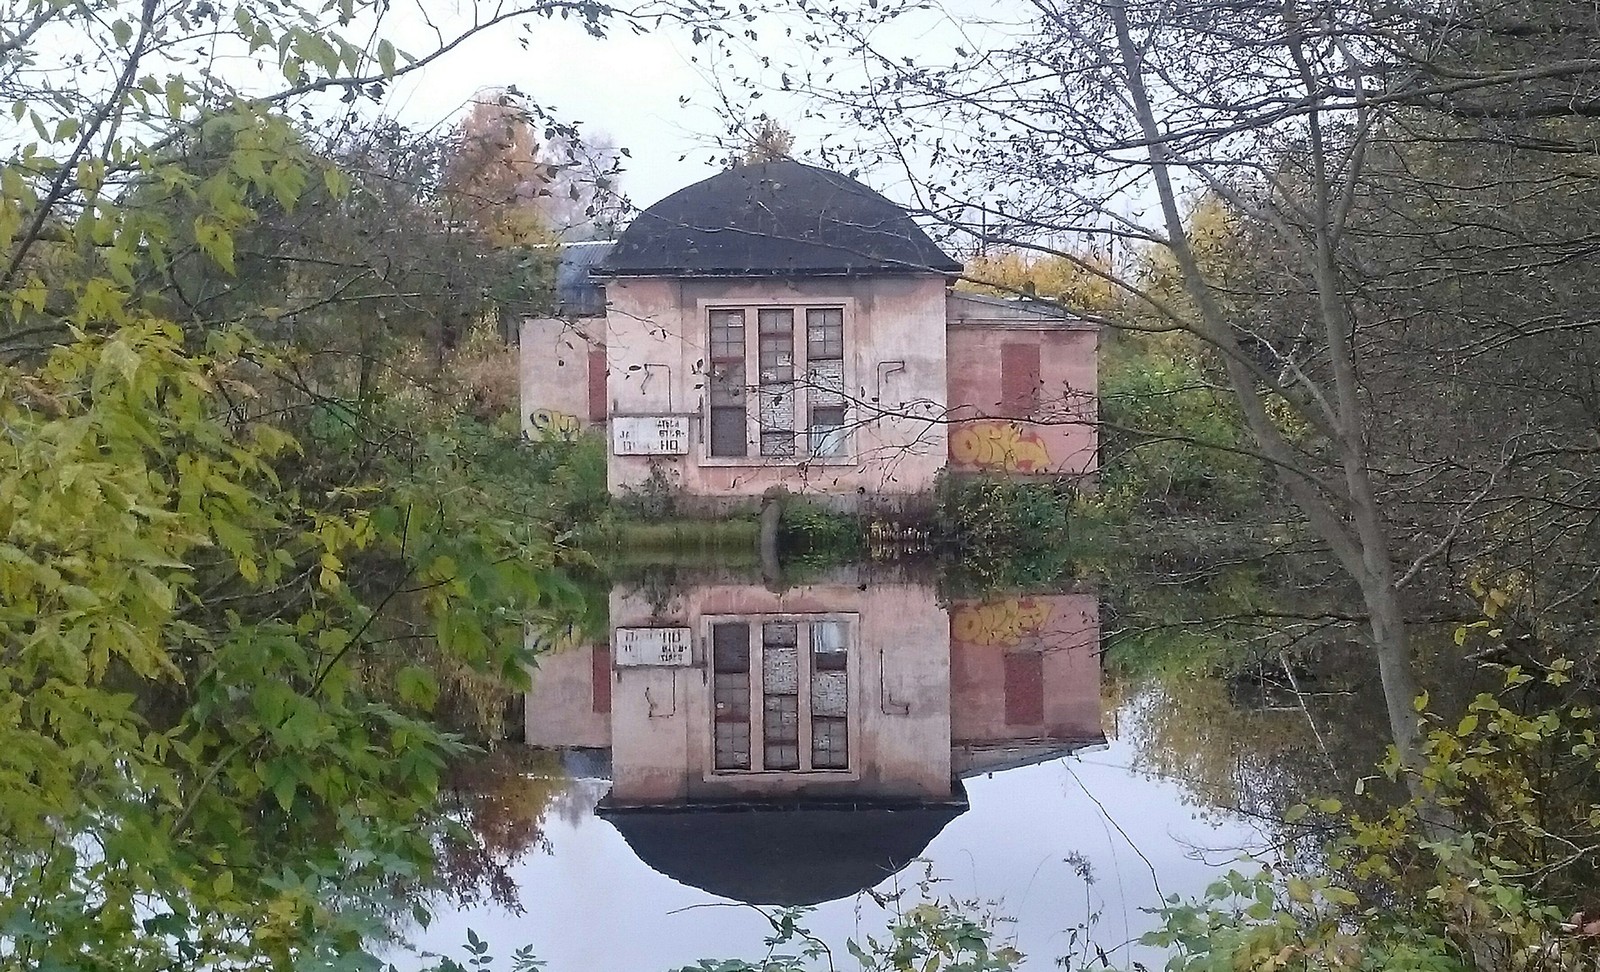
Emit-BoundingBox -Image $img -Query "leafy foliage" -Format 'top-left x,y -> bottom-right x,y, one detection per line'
959,249 -> 1118,314
0,0 -> 626,965
0,321 -> 553,967
671,900 -> 1023,972
933,474 -> 1090,592
1096,331 -> 1264,521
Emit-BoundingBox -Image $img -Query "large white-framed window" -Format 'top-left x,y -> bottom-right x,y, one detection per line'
710,615 -> 854,774
704,303 -> 850,461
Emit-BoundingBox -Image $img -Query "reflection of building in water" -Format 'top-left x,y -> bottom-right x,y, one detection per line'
523,580 -> 1103,906
950,594 -> 1103,774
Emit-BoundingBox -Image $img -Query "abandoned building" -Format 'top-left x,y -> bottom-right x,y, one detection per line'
518,159 -> 1099,505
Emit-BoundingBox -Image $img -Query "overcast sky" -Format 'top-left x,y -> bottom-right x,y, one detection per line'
376,12 -> 751,211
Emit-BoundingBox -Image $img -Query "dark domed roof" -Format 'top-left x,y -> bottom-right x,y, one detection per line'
599,795 -> 967,906
600,160 -> 962,277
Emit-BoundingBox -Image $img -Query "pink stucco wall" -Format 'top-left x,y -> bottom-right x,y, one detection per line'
945,295 -> 1099,479
602,275 -> 951,500
518,317 -> 603,441
520,281 -> 1102,497
522,627 -> 613,750
522,643 -> 612,751
948,593 -> 1102,751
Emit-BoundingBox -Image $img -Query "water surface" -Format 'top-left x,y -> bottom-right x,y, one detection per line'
402,567 -> 1279,970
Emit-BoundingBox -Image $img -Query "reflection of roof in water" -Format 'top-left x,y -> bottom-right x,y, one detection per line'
556,747 -> 612,780
953,736 -> 1108,777
598,788 -> 968,906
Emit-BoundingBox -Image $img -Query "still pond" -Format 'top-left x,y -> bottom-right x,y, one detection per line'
386,561 -> 1405,970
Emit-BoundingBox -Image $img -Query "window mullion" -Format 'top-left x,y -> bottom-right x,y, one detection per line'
750,634 -> 765,772
797,622 -> 814,770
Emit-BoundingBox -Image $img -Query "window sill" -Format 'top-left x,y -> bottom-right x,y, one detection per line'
706,769 -> 858,780
698,455 -> 859,468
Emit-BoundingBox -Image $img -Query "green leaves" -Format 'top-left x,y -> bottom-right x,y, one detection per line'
397,666 -> 440,709
0,2 -> 605,967
0,315 -> 562,966
193,215 -> 237,274
377,39 -> 398,77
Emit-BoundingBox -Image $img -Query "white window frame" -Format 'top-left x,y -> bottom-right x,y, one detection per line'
704,612 -> 859,779
696,298 -> 856,466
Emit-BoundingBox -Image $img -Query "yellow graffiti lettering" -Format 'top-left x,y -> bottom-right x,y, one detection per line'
950,420 -> 1052,473
529,408 -> 582,441
951,597 -> 1053,648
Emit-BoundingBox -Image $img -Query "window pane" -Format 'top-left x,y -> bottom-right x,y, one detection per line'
714,623 -> 751,670
763,643 -> 800,695
716,721 -> 750,770
811,620 -> 847,657
758,308 -> 794,335
710,361 -> 745,405
764,695 -> 799,739
713,622 -> 752,770
759,336 -> 793,381
761,432 -> 797,457
758,383 -> 795,458
812,619 -> 849,742
763,621 -> 798,647
715,672 -> 751,720
809,406 -> 847,459
806,308 -> 843,358
812,717 -> 848,769
759,310 -> 794,381
764,694 -> 800,770
709,310 -> 745,361
710,407 -> 747,457
807,359 -> 845,407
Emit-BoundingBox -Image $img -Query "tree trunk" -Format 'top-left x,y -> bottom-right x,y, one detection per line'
1107,0 -> 1443,812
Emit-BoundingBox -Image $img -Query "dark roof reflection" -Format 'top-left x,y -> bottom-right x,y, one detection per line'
598,788 -> 967,907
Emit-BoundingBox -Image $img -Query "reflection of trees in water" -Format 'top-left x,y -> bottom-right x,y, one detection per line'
425,748 -> 604,913
1127,681 -> 1313,822
549,777 -> 608,828
1125,633 -> 1485,829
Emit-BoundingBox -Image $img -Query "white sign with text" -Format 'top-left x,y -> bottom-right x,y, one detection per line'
612,416 -> 690,455
614,626 -> 694,667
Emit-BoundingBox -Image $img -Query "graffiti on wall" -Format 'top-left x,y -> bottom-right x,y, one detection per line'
950,420 -> 1053,473
529,408 -> 582,441
951,597 -> 1054,648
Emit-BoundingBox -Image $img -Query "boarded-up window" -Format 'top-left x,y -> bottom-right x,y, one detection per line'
1001,342 -> 1042,417
762,622 -> 800,769
587,346 -> 608,422
1003,651 -> 1045,726
757,310 -> 796,457
810,621 -> 849,769
591,644 -> 611,714
706,305 -> 846,461
806,309 -> 848,458
709,617 -> 854,774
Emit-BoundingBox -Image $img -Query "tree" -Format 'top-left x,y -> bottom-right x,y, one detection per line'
444,90 -> 627,245
958,249 -> 1116,313
742,117 -> 798,163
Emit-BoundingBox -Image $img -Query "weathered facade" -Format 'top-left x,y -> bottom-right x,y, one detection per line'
524,576 -> 1104,905
519,160 -> 1099,505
